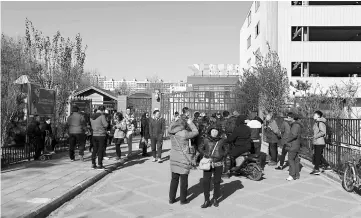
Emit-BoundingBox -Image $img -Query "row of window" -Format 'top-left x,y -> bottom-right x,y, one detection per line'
291,1 -> 360,6
247,1 -> 260,27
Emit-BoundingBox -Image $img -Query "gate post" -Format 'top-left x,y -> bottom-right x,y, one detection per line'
152,92 -> 161,112
117,95 -> 127,113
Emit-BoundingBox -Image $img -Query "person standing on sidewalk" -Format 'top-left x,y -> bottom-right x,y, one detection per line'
113,112 -> 126,161
140,112 -> 150,157
168,117 -> 199,205
90,106 -> 109,169
198,126 -> 228,208
88,109 -> 98,152
66,106 -> 87,161
285,112 -> 303,181
149,110 -> 166,163
124,107 -> 137,158
264,112 -> 281,166
27,115 -> 44,160
311,110 -> 331,175
276,116 -> 291,170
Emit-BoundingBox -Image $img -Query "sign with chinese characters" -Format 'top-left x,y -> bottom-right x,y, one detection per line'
194,64 -> 241,75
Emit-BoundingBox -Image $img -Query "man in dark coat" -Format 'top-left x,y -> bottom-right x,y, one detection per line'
149,109 -> 166,163
27,115 -> 44,160
226,115 -> 252,172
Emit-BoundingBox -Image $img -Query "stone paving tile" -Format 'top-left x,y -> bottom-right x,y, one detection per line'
272,203 -> 338,218
47,140 -> 361,218
301,196 -> 361,214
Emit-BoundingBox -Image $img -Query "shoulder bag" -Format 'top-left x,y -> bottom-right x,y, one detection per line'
199,142 -> 219,171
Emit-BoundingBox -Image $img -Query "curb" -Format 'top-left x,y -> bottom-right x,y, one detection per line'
18,151 -> 142,218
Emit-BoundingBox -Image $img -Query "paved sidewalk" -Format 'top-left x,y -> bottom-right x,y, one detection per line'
1,137 -> 142,218
48,140 -> 361,218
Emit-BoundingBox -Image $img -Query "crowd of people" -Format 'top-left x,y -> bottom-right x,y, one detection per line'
26,105 -> 333,208
167,108 -> 333,208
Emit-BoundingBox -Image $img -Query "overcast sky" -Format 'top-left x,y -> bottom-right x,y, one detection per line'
1,1 -> 252,82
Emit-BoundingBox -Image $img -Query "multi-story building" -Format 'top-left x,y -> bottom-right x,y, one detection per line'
187,64 -> 241,91
97,75 -> 107,88
239,1 -> 361,97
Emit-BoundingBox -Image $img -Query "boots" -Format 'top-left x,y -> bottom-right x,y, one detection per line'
213,198 -> 219,207
201,199 -> 211,208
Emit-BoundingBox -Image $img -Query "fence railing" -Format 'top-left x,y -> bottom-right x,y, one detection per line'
294,117 -> 361,173
1,138 -> 70,168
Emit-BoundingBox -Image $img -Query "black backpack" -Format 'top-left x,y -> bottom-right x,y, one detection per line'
317,121 -> 333,144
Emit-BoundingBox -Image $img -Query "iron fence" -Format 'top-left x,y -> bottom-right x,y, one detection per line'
161,91 -> 248,137
292,117 -> 361,173
1,139 -> 70,167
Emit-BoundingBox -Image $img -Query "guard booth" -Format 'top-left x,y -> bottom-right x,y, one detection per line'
70,86 -> 118,115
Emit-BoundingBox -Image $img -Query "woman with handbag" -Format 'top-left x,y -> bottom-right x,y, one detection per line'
168,117 -> 198,205
198,126 -> 228,208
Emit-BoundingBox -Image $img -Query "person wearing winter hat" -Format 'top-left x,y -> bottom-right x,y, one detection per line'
226,115 -> 252,173
198,126 -> 228,208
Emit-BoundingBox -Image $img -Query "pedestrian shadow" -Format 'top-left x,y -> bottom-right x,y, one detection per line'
182,178 -> 205,202
218,180 -> 244,203
161,155 -> 170,162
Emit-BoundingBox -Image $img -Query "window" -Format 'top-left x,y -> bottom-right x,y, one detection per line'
247,11 -> 252,26
255,22 -> 260,38
255,1 -> 260,12
247,35 -> 252,49
292,26 -> 361,41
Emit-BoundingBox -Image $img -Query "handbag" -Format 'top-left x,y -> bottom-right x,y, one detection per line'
173,136 -> 194,170
199,142 -> 219,171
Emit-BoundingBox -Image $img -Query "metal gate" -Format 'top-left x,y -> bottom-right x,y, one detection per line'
160,91 -> 248,136
127,93 -> 152,130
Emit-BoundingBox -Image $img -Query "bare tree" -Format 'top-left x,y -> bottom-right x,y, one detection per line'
115,82 -> 132,96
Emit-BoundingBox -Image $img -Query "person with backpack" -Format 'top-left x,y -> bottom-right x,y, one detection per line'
311,110 -> 331,175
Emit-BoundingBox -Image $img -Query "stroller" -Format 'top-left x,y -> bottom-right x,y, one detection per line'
40,130 -> 53,161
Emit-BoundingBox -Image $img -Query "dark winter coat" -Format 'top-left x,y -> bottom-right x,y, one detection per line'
226,116 -> 252,150
27,120 -> 42,139
286,121 -> 303,152
141,117 -> 150,139
149,117 -> 166,138
280,120 -> 291,146
199,135 -> 228,163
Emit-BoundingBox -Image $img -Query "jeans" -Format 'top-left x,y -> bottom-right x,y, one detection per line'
169,172 -> 188,202
127,133 -> 133,155
69,133 -> 86,160
279,144 -> 289,166
115,138 -> 124,158
268,143 -> 278,163
203,166 -> 223,200
288,151 -> 300,178
314,145 -> 329,170
151,136 -> 163,159
92,136 -> 106,166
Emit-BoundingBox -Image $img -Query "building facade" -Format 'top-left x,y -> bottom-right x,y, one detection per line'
239,1 -> 361,96
101,78 -> 186,94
